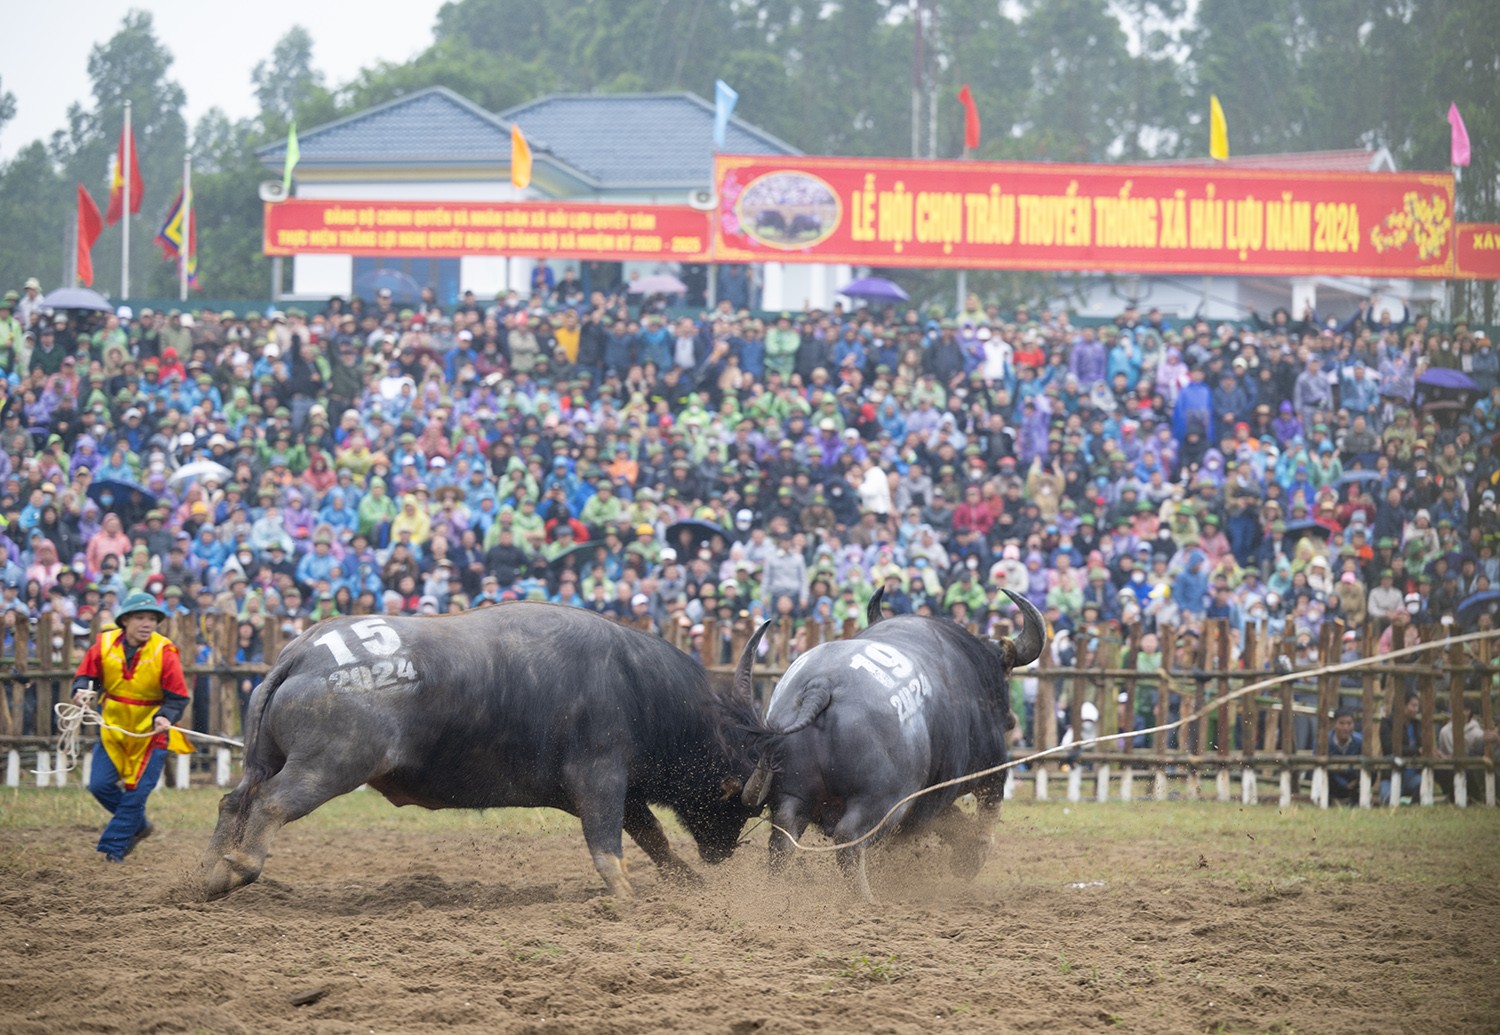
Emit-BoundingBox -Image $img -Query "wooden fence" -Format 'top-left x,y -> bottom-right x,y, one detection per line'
3,611 -> 1495,808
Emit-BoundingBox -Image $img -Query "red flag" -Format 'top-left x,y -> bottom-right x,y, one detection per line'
957,85 -> 982,151
105,121 -> 144,225
77,184 -> 103,287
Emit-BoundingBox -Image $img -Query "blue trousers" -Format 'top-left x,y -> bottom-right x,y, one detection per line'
88,742 -> 166,858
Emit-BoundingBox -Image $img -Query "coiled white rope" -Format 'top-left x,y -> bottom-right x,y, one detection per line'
31,690 -> 244,776
769,627 -> 1500,855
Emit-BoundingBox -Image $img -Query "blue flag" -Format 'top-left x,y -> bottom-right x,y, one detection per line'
713,79 -> 738,150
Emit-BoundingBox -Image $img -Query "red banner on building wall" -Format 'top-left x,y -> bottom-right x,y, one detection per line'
1454,223 -> 1500,280
714,155 -> 1457,279
263,199 -> 713,261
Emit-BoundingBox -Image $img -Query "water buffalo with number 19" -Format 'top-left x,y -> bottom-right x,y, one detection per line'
740,588 -> 1047,899
201,604 -> 762,898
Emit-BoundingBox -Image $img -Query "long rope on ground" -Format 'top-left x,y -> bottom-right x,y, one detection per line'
31,691 -> 244,776
769,627 -> 1500,855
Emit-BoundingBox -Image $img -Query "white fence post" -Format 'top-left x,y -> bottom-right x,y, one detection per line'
173,754 -> 191,789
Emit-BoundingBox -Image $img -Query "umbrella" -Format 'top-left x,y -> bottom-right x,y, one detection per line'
665,519 -> 732,551
1281,519 -> 1333,548
546,541 -> 598,573
353,268 -> 423,305
1416,368 -> 1478,393
41,287 -> 112,312
627,273 -> 688,295
86,478 -> 159,525
168,460 -> 233,487
1456,590 -> 1500,627
1419,399 -> 1467,415
838,276 -> 909,302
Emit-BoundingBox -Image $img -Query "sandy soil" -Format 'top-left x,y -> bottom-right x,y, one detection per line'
2,805 -> 1497,1035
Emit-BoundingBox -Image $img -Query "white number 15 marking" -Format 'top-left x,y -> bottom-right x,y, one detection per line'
315,618 -> 403,666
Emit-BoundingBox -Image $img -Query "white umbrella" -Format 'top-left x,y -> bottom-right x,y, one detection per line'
168,460 -> 233,487
627,273 -> 688,294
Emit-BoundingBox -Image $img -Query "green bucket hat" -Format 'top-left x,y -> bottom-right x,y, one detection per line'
116,591 -> 169,623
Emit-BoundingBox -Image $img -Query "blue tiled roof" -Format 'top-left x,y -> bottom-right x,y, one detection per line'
497,92 -> 800,188
258,87 -> 521,168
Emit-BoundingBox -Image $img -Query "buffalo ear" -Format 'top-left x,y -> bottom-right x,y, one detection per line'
720,776 -> 743,801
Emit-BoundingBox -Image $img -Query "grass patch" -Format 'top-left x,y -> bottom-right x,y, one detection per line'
836,953 -> 904,983
0,785 -> 584,836
4,786 -> 1496,889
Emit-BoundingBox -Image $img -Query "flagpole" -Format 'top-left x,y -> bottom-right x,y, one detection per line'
180,153 -> 192,303
121,101 -> 132,299
66,208 -> 76,287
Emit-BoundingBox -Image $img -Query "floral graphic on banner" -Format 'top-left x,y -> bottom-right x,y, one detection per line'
1370,191 -> 1451,262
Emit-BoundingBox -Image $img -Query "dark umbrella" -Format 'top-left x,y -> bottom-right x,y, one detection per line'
546,541 -> 597,573
86,478 -> 159,526
1456,590 -> 1500,627
353,268 -> 424,306
838,276 -> 909,302
1416,368 -> 1478,392
1281,519 -> 1333,550
665,519 -> 733,552
41,287 -> 112,312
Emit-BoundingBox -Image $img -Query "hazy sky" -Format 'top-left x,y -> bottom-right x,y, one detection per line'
1,0 -> 448,157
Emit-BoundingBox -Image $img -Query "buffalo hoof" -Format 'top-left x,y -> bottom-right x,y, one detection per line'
201,852 -> 262,900
948,838 -> 991,881
659,863 -> 705,887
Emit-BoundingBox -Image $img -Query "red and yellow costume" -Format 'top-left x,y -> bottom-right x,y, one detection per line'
74,627 -> 193,789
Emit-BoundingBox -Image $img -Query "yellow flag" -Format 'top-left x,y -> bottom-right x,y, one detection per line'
1209,95 -> 1229,161
510,123 -> 532,189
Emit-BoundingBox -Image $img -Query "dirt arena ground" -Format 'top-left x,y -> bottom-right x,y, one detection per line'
2,789 -> 1497,1035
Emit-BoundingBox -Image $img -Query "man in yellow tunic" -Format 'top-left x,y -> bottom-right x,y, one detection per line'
72,592 -> 193,862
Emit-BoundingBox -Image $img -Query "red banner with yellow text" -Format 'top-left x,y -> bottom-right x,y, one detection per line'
1454,223 -> 1500,280
263,199 -> 713,261
714,155 -> 1456,278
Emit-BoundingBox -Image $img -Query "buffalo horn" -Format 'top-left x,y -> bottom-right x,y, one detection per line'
1001,588 -> 1047,667
734,620 -> 773,703
865,585 -> 885,627
742,757 -> 773,808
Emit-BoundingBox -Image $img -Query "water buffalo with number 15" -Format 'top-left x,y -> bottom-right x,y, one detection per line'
201,604 -> 762,898
741,588 -> 1047,899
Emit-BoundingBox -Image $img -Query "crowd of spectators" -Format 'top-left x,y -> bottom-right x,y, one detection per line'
0,269 -> 1496,681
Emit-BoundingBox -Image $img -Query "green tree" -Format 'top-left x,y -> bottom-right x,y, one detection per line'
253,27 -> 332,134
0,143 -> 66,292
55,10 -> 189,299
0,75 -> 17,153
339,38 -> 550,115
190,109 -> 271,299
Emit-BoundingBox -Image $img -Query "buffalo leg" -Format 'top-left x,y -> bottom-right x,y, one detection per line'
933,794 -> 1003,880
834,845 -> 874,903
623,799 -> 698,882
768,800 -> 811,876
201,762 -> 363,898
570,774 -> 633,897
832,805 -> 885,902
